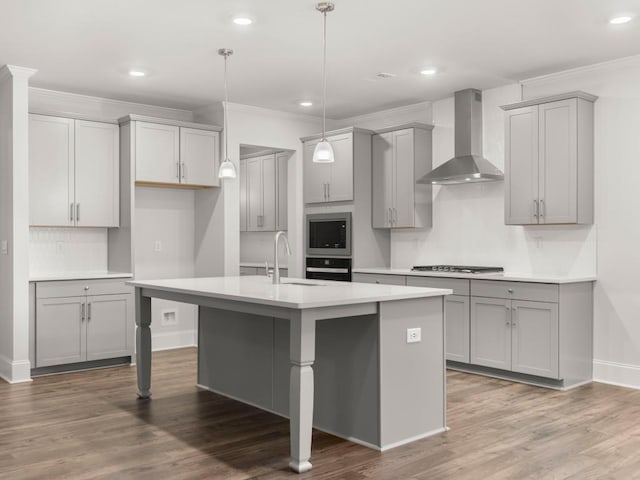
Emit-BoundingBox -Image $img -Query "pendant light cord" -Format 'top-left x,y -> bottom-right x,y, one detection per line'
322,9 -> 327,141
224,52 -> 229,161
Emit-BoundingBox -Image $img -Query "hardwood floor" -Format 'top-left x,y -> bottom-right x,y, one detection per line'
2,348 -> 639,479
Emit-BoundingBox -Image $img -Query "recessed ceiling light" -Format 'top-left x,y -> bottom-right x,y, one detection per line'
129,70 -> 146,77
299,101 -> 313,107
609,15 -> 632,24
420,68 -> 437,76
233,16 -> 253,25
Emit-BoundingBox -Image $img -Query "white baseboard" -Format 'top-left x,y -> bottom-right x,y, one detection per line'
0,354 -> 32,384
152,329 -> 197,352
593,359 -> 640,390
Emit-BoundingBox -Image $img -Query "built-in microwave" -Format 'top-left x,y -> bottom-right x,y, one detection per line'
306,212 -> 352,257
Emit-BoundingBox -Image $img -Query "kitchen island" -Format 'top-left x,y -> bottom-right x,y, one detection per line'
128,275 -> 451,473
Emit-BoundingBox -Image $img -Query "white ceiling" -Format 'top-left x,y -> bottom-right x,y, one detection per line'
1,0 -> 640,119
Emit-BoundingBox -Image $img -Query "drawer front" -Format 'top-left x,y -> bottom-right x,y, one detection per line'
470,280 -> 558,303
352,273 -> 406,286
407,276 -> 470,295
36,279 -> 132,299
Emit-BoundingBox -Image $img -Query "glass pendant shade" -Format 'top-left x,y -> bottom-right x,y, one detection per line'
218,158 -> 237,179
312,140 -> 334,163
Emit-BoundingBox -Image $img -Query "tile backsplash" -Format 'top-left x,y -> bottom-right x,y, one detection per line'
29,227 -> 109,275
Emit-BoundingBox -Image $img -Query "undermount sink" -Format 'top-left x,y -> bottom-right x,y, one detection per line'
281,281 -> 324,287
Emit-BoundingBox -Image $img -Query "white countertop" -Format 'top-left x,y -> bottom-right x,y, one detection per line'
128,275 -> 452,309
240,262 -> 288,269
353,268 -> 596,284
30,271 -> 133,282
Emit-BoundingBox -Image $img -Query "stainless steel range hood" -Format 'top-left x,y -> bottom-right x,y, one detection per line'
417,88 -> 503,185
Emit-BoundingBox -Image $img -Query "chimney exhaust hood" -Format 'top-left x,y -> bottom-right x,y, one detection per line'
417,88 -> 503,185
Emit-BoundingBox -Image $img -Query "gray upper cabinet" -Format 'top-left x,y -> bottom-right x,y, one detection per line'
29,114 -> 119,228
247,154 -> 276,231
502,92 -> 596,225
119,115 -> 221,189
303,128 -> 374,204
241,152 -> 287,232
239,159 -> 248,232
276,152 -> 288,231
372,124 -> 433,229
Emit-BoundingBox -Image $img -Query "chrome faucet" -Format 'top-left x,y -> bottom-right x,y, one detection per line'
273,231 -> 292,284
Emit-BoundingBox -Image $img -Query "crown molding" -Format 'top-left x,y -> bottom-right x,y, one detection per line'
337,101 -> 432,126
224,102 -> 324,124
521,54 -> 640,87
0,64 -> 37,82
29,87 -> 193,122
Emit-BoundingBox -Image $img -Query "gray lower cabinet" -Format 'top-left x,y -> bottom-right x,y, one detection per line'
353,272 -> 593,387
471,296 -> 559,378
35,279 -> 134,368
406,276 -> 471,364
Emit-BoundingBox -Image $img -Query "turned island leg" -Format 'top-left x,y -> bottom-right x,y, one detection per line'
289,311 -> 316,473
135,288 -> 152,399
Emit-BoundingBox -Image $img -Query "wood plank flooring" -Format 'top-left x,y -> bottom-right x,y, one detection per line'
2,348 -> 639,479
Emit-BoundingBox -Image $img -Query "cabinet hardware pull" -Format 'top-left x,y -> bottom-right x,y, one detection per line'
506,321 -> 511,326
533,199 -> 539,218
70,203 -> 74,222
88,303 -> 91,320
508,288 -> 514,293
388,207 -> 392,226
81,303 -> 85,321
76,203 -> 80,223
181,162 -> 185,180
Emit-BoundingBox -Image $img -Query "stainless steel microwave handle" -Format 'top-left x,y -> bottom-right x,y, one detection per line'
306,267 -> 349,274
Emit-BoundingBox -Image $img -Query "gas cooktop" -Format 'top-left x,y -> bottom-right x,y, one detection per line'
411,265 -> 504,274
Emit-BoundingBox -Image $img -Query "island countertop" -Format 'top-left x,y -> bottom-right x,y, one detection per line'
127,275 -> 452,310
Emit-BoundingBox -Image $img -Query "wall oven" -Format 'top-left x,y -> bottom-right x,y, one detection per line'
306,212 -> 352,257
306,257 -> 352,282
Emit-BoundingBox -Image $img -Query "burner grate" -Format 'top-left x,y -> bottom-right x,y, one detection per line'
411,265 -> 504,274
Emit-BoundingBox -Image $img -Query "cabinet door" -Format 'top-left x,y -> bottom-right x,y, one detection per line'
29,114 -> 74,226
445,294 -> 470,363
372,132 -> 393,228
470,296 -> 511,370
303,140 -> 331,204
276,152 -> 288,230
261,154 -> 276,231
239,159 -> 248,232
75,120 -> 119,227
36,297 -> 85,367
392,129 -> 416,228
180,127 -> 219,187
246,156 -> 263,231
135,122 -> 180,184
327,133 -> 354,202
86,294 -> 132,361
504,106 -> 539,225
511,300 -> 559,378
538,99 -> 577,224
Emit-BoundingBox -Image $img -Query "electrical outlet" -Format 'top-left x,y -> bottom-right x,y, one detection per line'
406,327 -> 422,344
161,309 -> 177,326
154,240 -> 162,252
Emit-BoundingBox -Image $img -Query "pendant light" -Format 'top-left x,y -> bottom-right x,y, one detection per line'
217,48 -> 237,179
312,2 -> 335,163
